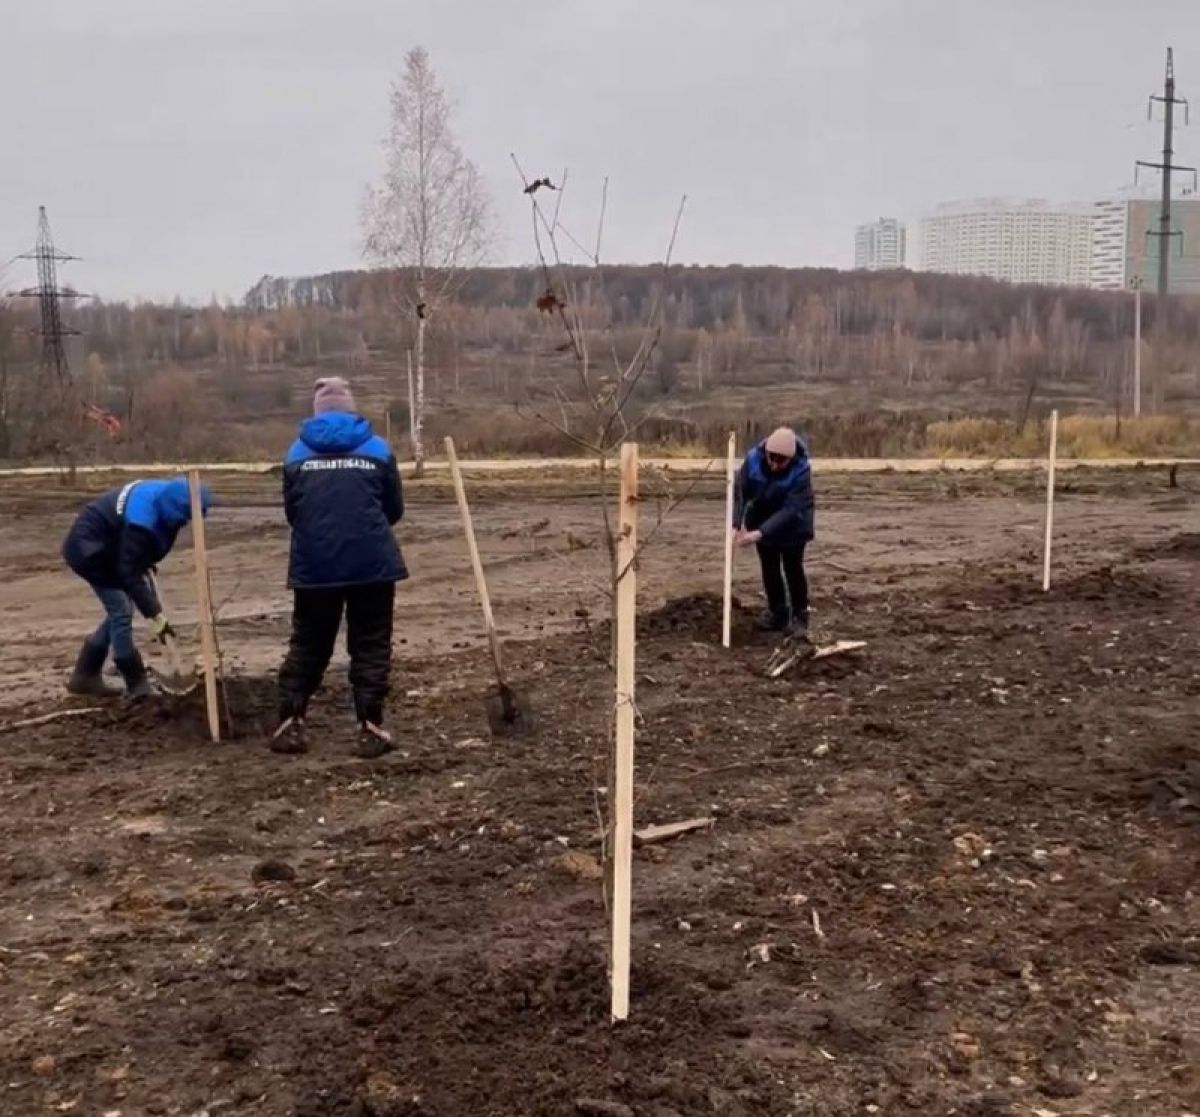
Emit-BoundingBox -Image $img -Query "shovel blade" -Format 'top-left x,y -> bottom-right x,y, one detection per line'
150,666 -> 200,697
485,683 -> 534,738
153,633 -> 200,696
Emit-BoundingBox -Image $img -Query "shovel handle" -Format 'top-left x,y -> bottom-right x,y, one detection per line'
445,437 -> 507,687
147,570 -> 187,678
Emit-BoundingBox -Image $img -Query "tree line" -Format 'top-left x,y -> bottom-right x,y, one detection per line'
2,263 -> 1199,462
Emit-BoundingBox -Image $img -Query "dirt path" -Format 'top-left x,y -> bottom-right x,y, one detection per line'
1,455 -> 1197,479
0,471 -> 1197,1116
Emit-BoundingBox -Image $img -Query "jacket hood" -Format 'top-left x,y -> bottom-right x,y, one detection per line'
299,412 -> 373,454
155,477 -> 211,528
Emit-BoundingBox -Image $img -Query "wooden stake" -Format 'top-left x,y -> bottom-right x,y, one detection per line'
188,470 -> 220,742
722,431 -> 736,648
611,442 -> 638,1022
1042,410 -> 1058,593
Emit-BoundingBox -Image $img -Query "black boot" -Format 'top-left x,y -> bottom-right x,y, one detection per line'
787,610 -> 814,654
356,721 -> 394,759
354,697 -> 393,758
66,639 -> 121,699
270,716 -> 309,755
114,652 -> 153,702
757,609 -> 790,632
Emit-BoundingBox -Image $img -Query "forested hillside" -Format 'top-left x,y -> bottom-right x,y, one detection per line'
2,265 -> 1198,462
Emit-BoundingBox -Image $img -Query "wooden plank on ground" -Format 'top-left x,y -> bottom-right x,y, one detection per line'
634,817 -> 716,847
813,639 -> 868,660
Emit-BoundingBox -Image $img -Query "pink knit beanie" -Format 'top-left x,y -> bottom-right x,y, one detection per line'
313,376 -> 355,415
765,427 -> 797,457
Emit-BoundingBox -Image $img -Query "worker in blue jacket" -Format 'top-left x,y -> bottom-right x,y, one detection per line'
62,476 -> 212,699
272,377 -> 407,759
733,427 -> 815,637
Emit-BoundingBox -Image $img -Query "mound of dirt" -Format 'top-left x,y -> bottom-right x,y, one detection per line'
1053,565 -> 1174,601
978,565 -> 1174,607
634,592 -> 759,640
1153,532 -> 1200,560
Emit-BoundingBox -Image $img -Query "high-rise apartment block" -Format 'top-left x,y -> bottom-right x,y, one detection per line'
1090,196 -> 1200,293
917,199 -> 1094,287
854,218 -> 906,271
872,195 -> 1200,292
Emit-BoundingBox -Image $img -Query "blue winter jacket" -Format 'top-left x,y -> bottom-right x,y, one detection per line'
62,477 -> 212,618
733,436 -> 815,548
283,412 -> 407,589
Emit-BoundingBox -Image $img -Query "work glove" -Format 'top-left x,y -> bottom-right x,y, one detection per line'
150,615 -> 175,644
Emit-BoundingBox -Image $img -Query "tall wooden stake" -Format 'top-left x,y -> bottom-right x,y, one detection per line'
722,431 -> 736,648
611,442 -> 639,1021
1042,410 -> 1058,593
188,470 -> 220,742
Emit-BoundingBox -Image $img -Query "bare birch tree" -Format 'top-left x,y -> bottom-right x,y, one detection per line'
362,46 -> 494,476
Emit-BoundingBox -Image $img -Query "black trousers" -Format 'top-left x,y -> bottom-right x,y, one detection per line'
278,582 -> 395,724
757,542 -> 809,623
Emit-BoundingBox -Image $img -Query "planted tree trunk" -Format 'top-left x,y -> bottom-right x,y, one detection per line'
413,314 -> 427,477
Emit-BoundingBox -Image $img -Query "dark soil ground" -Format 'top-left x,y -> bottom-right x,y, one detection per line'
0,471 -> 1198,1117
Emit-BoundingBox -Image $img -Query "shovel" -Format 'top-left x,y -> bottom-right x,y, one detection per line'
445,437 -> 533,737
146,572 -> 200,697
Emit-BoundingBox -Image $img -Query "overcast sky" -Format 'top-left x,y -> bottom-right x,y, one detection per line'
3,0 -> 1198,303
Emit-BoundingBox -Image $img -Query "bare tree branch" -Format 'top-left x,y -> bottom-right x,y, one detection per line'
614,458 -> 717,585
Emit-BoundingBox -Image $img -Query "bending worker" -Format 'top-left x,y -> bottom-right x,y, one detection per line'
62,476 -> 212,700
733,425 -> 815,638
273,376 -> 407,759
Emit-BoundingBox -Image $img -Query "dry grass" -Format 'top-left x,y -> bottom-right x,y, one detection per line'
927,415 -> 1200,459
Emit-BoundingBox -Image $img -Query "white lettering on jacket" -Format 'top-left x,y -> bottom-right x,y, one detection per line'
299,457 -> 378,472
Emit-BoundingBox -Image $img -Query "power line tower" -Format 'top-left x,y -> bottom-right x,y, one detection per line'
1137,48 -> 1195,301
1134,48 -> 1195,411
17,205 -> 84,384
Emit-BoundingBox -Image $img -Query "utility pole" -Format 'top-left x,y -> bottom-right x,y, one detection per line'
1132,276 -> 1143,417
18,206 -> 84,385
1135,48 -> 1194,410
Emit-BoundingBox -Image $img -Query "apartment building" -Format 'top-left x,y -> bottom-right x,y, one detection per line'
854,217 -> 906,271
1091,196 -> 1200,294
917,199 -> 1094,287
